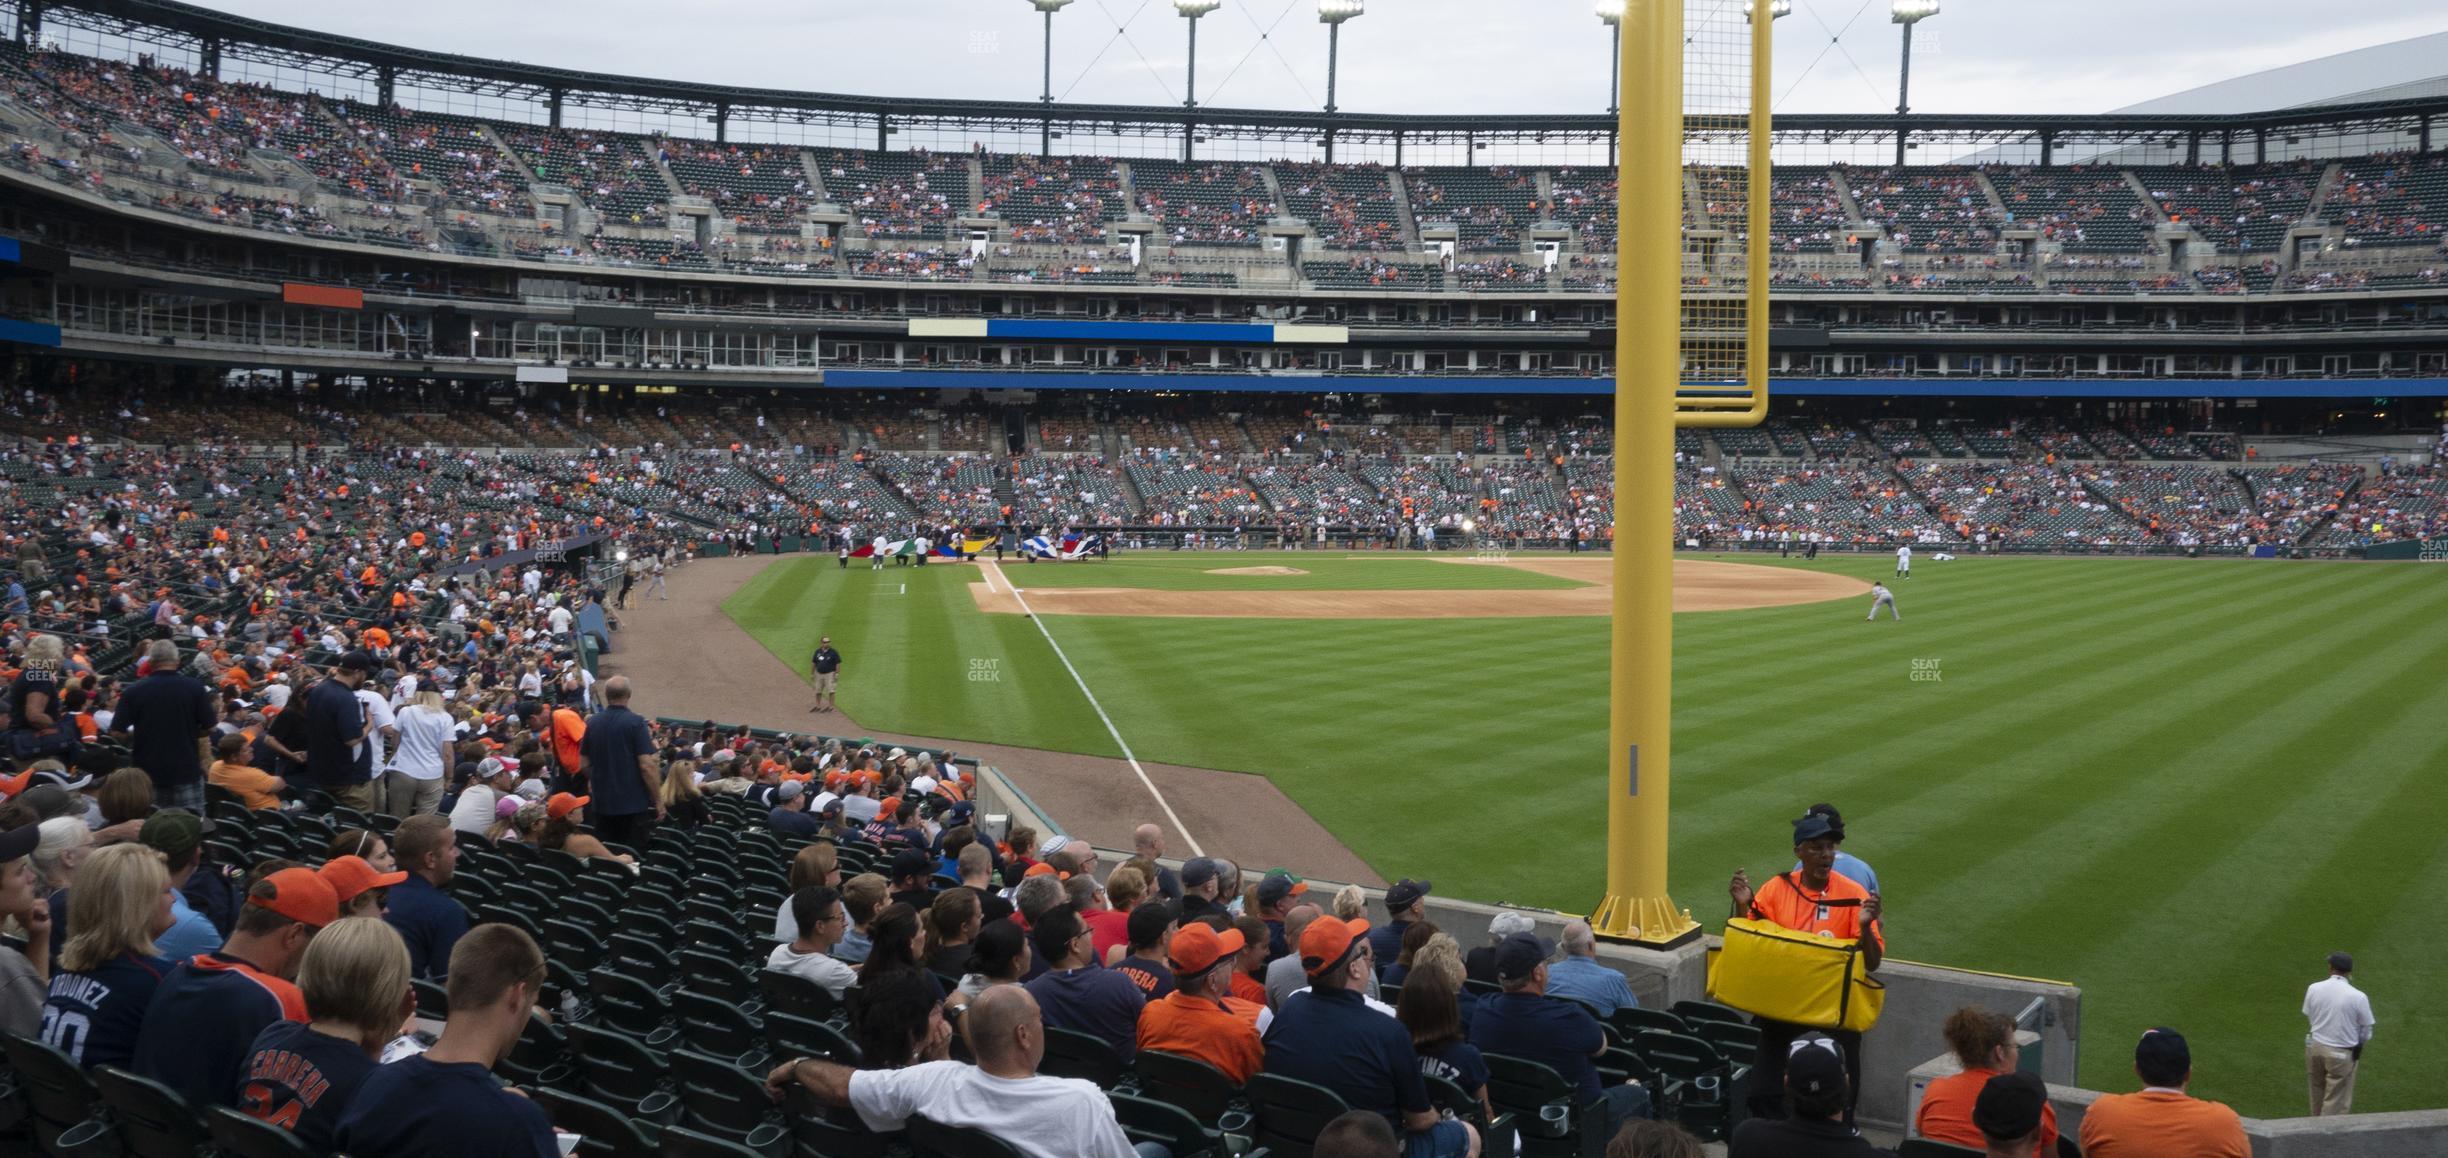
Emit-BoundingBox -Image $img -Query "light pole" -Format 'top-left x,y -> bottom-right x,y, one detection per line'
1176,0 -> 1222,162
1029,0 -> 1072,157
1594,1 -> 1623,116
1318,0 -> 1362,163
1893,0 -> 1939,165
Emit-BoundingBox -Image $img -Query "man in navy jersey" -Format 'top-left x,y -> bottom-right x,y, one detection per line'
237,918 -> 416,1155
132,868 -> 335,1107
383,814 -> 467,981
334,924 -> 559,1158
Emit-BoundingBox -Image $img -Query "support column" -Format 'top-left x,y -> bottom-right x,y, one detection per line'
549,87 -> 563,129
1593,0 -> 1698,948
377,65 -> 394,108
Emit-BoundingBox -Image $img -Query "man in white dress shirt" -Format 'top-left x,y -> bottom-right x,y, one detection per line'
2302,951 -> 2375,1116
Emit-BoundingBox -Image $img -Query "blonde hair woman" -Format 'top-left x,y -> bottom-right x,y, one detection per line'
381,690 -> 457,817
1332,883 -> 1368,922
235,918 -> 415,1153
41,843 -> 176,1069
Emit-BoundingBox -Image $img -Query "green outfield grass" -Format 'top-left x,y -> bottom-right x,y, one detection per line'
995,552 -> 1590,591
723,550 -> 2448,1117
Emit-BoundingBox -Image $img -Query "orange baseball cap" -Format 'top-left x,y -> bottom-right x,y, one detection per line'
1167,922 -> 1246,976
1298,915 -> 1372,978
547,792 -> 589,820
1023,862 -> 1068,880
319,855 -> 408,904
248,867 -> 340,928
0,769 -> 32,798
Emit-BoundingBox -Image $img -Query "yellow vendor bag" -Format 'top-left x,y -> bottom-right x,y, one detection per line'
1707,916 -> 1886,1034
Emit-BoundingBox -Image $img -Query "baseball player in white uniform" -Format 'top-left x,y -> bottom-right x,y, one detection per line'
1867,582 -> 1900,621
1895,544 -> 1912,578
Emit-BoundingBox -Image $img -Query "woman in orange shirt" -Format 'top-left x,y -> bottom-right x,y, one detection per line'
1915,1007 -> 2063,1154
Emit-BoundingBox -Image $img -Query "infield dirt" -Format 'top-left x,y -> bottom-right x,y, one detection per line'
970,555 -> 1866,618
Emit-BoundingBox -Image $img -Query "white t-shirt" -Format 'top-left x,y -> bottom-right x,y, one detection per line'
2303,976 -> 2375,1050
845,1061 -> 1138,1158
764,945 -> 858,1000
448,784 -> 504,836
389,705 -> 458,783
354,689 -> 397,772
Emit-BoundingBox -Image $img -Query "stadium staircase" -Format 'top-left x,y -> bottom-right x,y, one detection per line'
1674,168 -> 1713,230
1257,163 -> 1289,217
795,150 -> 830,203
965,154 -> 988,223
2123,169 -> 2171,226
2301,161 -> 2347,229
1827,168 -> 1871,232
484,123 -> 547,191
1386,169 -> 1424,250
1971,169 -> 2009,218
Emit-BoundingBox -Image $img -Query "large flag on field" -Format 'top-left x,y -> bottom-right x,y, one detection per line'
848,539 -> 911,558
935,537 -> 996,557
1021,534 -> 1102,560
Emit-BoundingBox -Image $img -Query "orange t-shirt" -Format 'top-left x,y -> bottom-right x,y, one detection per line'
2077,1090 -> 2249,1158
210,761 -> 284,811
1137,992 -> 1265,1084
1916,1068 -> 2058,1152
1748,870 -> 1882,950
551,708 -> 587,772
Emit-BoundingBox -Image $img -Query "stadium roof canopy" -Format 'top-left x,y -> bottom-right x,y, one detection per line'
19,0 -> 2448,165
2112,31 -> 2448,115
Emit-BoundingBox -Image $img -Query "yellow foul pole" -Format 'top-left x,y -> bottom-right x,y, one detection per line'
1592,0 -> 1694,947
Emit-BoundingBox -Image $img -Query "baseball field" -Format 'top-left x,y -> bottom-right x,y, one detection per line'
717,548 -> 2448,1117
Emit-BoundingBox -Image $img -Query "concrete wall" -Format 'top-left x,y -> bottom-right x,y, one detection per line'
1907,1053 -> 2448,1157
1092,855 -> 2081,1134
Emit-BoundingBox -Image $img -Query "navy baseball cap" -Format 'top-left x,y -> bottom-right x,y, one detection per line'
1792,812 -> 1840,844
1973,1070 -> 2047,1140
1787,1033 -> 1847,1097
1492,932 -> 1559,982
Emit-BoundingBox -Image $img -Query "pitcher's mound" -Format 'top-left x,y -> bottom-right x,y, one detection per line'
1206,566 -> 1310,576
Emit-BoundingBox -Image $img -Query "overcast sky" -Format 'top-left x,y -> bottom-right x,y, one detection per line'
191,0 -> 2443,117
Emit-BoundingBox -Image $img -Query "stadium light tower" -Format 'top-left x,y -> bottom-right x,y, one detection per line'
1319,0 -> 1362,114
1177,0 -> 1223,110
1892,0 -> 1939,165
1028,0 -> 1073,157
1594,0 -> 1623,115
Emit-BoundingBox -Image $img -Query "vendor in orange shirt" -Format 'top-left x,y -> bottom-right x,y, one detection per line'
1728,810 -> 1883,1124
1915,1007 -> 2063,1155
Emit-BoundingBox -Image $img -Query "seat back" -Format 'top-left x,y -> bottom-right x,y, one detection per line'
907,1115 -> 1027,1158
94,1065 -> 211,1158
1,1030 -> 104,1146
205,1105 -> 316,1158
565,1023 -> 671,1106
1608,1006 -> 1692,1038
531,1087 -> 659,1158
1132,1048 -> 1240,1121
658,1124 -> 765,1158
669,1050 -> 786,1146
766,1011 -> 861,1067
1670,1000 -> 1750,1029
1897,1141 -> 1986,1158
1482,1052 -> 1602,1157
1037,1026 -> 1126,1089
758,968 -> 840,1021
1244,1072 -> 1353,1158
1109,1092 -> 1220,1158
671,990 -> 764,1065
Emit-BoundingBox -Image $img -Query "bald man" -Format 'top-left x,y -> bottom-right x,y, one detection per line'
765,986 -> 1154,1158
1134,823 -> 1183,901
578,674 -> 661,850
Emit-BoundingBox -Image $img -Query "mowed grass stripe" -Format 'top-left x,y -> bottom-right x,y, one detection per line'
726,554 -> 2448,1117
2113,653 -> 2448,1114
1664,563 -> 2327,849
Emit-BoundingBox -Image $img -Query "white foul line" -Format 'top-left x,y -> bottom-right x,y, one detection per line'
982,560 -> 1202,856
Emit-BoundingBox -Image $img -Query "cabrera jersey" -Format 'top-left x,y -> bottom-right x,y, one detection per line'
131,952 -> 309,1108
236,1020 -> 381,1156
40,953 -> 174,1070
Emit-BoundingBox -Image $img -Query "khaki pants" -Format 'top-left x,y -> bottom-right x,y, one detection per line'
2307,1042 -> 2357,1116
380,770 -> 446,818
328,781 -> 379,814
